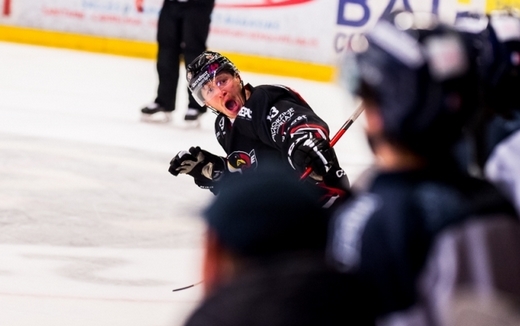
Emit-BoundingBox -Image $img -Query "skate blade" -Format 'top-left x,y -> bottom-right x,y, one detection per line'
140,112 -> 172,123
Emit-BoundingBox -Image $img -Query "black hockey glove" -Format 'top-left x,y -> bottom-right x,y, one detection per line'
288,134 -> 334,177
169,147 -> 226,186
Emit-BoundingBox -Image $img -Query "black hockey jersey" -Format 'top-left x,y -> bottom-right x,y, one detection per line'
213,84 -> 350,208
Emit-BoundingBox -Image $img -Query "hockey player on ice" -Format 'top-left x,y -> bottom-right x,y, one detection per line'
168,51 -> 350,209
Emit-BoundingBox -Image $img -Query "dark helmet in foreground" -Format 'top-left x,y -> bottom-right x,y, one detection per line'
186,51 -> 240,107
342,12 -> 481,157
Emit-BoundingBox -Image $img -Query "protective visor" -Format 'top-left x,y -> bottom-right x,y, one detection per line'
188,57 -> 235,107
190,70 -> 217,106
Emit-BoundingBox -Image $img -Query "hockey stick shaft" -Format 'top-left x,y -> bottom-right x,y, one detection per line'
300,104 -> 364,180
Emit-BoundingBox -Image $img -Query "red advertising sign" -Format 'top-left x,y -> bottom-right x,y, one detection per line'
216,0 -> 313,8
3,0 -> 10,16
135,0 -> 143,13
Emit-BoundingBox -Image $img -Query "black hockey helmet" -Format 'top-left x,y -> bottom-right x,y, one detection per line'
342,12 -> 480,156
186,51 -> 240,107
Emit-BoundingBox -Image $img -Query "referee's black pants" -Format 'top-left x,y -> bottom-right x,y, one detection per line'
155,0 -> 215,112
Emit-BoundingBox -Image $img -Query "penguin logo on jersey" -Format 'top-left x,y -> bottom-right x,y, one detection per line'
227,150 -> 257,173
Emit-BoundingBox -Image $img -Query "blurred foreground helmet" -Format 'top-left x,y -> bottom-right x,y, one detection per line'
342,12 -> 480,156
186,51 -> 240,107
203,164 -> 327,257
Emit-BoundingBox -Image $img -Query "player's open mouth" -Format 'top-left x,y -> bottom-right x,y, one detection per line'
225,100 -> 239,112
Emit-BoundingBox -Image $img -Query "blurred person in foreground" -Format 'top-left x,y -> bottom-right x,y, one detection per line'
327,12 -> 520,325
183,166 -> 373,326
471,10 -> 520,215
168,51 -> 350,210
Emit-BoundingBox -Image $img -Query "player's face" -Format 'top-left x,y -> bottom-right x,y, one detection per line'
201,72 -> 244,119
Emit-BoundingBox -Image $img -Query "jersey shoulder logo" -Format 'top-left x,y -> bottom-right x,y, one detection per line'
216,116 -> 228,139
218,116 -> 226,130
237,106 -> 253,120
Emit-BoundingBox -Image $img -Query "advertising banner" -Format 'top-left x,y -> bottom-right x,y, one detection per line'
3,0 -> 162,40
486,0 -> 520,10
333,0 -> 485,62
208,0 -> 336,64
0,0 -> 494,66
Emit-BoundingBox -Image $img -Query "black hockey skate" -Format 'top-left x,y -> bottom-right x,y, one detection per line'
140,103 -> 172,123
183,108 -> 202,127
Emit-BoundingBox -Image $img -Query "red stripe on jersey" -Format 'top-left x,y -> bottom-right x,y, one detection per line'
289,124 -> 329,139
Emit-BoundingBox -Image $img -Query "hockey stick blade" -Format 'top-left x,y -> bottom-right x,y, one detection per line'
300,104 -> 364,180
172,281 -> 203,292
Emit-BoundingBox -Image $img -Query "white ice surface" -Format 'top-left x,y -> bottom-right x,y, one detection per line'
0,41 -> 374,326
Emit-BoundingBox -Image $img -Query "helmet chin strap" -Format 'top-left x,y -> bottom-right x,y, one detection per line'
239,77 -> 247,103
208,107 -> 219,115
